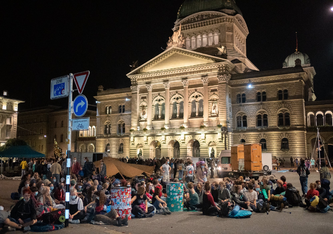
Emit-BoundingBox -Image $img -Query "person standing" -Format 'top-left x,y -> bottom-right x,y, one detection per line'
185,160 -> 194,183
295,158 -> 299,167
71,157 -> 81,176
20,158 -> 28,177
310,158 -> 315,170
319,161 -> 331,199
50,159 -> 62,185
290,157 -> 293,168
297,159 -> 310,196
160,158 -> 171,183
99,161 -> 107,181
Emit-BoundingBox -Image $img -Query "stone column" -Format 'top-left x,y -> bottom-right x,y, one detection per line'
130,84 -> 139,130
146,82 -> 153,129
182,78 -> 189,127
158,105 -> 162,119
195,101 -> 199,117
217,65 -> 231,127
202,76 -> 209,125
163,80 -> 170,128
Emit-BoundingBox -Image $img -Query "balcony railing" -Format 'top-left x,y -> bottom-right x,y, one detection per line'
131,126 -> 222,135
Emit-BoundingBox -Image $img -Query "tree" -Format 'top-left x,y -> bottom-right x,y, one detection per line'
0,138 -> 27,152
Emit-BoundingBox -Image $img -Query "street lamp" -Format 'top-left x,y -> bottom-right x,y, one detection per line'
330,6 -> 333,12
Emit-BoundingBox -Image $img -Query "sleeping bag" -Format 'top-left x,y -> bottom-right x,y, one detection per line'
228,205 -> 252,218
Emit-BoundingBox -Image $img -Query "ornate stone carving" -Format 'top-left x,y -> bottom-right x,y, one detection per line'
201,76 -> 209,85
181,78 -> 188,87
130,78 -> 137,86
163,80 -> 170,89
167,24 -> 185,49
130,85 -> 138,92
145,82 -> 152,92
217,65 -> 231,83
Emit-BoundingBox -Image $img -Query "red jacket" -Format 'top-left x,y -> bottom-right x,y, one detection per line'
71,162 -> 81,175
54,188 -> 65,201
306,189 -> 319,200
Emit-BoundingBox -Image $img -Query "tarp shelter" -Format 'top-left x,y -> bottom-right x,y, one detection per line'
0,145 -> 45,174
94,157 -> 155,178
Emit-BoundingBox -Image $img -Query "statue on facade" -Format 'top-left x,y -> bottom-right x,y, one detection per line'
53,139 -> 62,160
140,106 -> 147,120
167,24 -> 185,49
129,60 -> 138,71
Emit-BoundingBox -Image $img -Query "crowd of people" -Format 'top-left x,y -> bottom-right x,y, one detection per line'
0,156 -> 332,232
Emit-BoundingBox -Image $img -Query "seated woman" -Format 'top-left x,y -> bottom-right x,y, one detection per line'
273,180 -> 285,195
305,183 -> 319,207
195,182 -> 204,206
260,178 -> 271,202
54,183 -> 65,203
152,187 -> 170,214
83,186 -> 97,206
9,188 -> 37,230
94,191 -> 111,215
69,189 -> 85,223
218,181 -> 231,203
232,185 -> 250,210
184,182 -> 199,210
131,186 -> 153,218
202,181 -> 220,216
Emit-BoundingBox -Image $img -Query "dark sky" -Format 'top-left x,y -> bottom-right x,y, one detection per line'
1,0 -> 333,110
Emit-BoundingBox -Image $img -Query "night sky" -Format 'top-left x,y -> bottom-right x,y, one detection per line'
1,0 -> 333,110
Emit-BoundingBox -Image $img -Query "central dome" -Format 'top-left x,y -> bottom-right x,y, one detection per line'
177,0 -> 242,19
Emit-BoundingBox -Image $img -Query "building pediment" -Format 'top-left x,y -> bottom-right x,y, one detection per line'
127,47 -> 231,81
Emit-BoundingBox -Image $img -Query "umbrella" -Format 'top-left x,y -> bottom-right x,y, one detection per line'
94,157 -> 155,178
0,145 -> 45,175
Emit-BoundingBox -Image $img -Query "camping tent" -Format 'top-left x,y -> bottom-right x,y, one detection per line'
0,145 -> 45,175
94,157 -> 155,178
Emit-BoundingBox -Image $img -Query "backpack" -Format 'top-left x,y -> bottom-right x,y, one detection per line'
39,209 -> 65,225
219,201 -> 232,217
290,190 -> 302,206
256,200 -> 268,213
11,192 -> 20,200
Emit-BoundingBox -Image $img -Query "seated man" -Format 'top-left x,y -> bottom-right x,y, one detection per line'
69,189 -> 85,223
232,185 -> 250,210
9,188 -> 37,231
244,184 -> 257,212
218,181 -> 231,203
315,180 -> 327,199
184,182 -> 199,210
285,183 -> 301,207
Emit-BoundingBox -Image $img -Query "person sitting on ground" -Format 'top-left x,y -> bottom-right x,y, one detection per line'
9,188 -> 37,230
211,182 -> 219,203
315,180 -> 327,199
260,178 -> 271,202
94,180 -> 102,191
285,183 -> 301,207
145,182 -> 153,200
18,174 -> 31,195
94,191 -> 111,215
244,184 -> 257,212
152,187 -> 170,214
0,205 -> 24,231
280,176 -> 287,189
184,182 -> 199,210
54,183 -> 65,203
319,162 -> 331,199
152,179 -> 162,198
305,183 -> 319,207
37,186 -> 56,209
274,180 -> 286,195
218,181 -> 231,203
131,186 -> 153,218
232,185 -> 250,210
83,186 -> 97,206
69,189 -> 85,223
202,181 -> 220,216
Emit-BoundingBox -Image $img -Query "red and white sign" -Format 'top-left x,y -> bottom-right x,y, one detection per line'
73,71 -> 90,94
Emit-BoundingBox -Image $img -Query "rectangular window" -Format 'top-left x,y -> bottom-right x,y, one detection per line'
242,116 -> 247,128
237,116 -> 242,128
278,114 -> 284,126
262,92 -> 267,101
257,115 -> 262,127
283,90 -> 288,100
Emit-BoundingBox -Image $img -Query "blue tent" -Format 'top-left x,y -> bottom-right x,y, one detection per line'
0,145 -> 45,158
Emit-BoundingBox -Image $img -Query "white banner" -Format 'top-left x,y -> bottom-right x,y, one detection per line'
72,117 -> 90,131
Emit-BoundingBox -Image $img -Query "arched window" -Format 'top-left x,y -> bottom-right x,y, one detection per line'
172,102 -> 177,119
260,139 -> 267,151
257,114 -> 262,127
161,103 -> 165,119
257,92 -> 261,102
198,99 -> 204,117
122,123 -> 125,134
208,33 -> 213,46
326,113 -> 332,126
242,94 -> 246,103
122,105 -> 125,113
278,90 -> 283,100
281,138 -> 289,150
118,123 -> 121,134
257,113 -> 268,127
278,112 -> 290,127
104,123 -> 111,135
92,126 -> 96,136
105,106 -> 108,114
213,32 -> 219,45
236,94 -> 241,104
154,104 -> 159,120
179,101 -> 184,118
118,143 -> 124,154
191,100 -> 196,117
240,139 -> 246,143
88,126 -> 92,136
202,34 -> 207,46
60,134 -> 64,143
262,92 -> 267,101
236,114 -> 247,128
197,35 -> 202,47
309,114 -> 315,126
191,36 -> 196,49
105,143 -> 110,153
317,114 -> 324,126
263,114 -> 268,127
283,90 -> 289,100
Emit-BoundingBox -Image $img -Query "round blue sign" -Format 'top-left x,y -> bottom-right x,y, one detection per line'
73,95 -> 88,117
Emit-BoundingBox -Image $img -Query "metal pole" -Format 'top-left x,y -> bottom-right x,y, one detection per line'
317,128 -> 321,170
65,74 -> 73,227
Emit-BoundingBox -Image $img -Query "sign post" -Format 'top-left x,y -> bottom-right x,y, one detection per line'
50,71 -> 89,228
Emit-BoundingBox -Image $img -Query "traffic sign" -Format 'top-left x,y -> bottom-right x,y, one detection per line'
50,76 -> 69,100
73,71 -> 90,94
73,94 -> 88,117
72,117 -> 90,131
